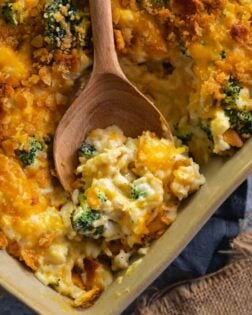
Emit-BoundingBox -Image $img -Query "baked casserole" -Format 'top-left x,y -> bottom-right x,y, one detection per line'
0,0 -> 251,308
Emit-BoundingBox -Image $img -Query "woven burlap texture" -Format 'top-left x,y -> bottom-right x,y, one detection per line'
135,232 -> 252,315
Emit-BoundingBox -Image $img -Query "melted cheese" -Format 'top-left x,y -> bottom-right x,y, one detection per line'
73,126 -> 204,247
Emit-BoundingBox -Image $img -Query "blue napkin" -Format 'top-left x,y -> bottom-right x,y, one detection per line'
174,180 -> 247,276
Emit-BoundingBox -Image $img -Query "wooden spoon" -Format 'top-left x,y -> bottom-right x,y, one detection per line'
54,0 -> 172,192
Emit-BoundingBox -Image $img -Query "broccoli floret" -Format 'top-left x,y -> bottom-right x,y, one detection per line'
78,143 -> 97,158
224,108 -> 252,136
199,120 -> 213,141
180,46 -> 190,57
97,191 -> 107,203
174,124 -> 193,143
16,149 -> 36,166
221,76 -> 251,135
220,50 -> 226,60
131,185 -> 147,200
43,0 -> 90,50
178,41 -> 191,58
2,3 -> 18,25
95,225 -> 105,236
222,76 -> 242,107
15,137 -> 44,166
78,193 -> 87,208
175,129 -> 193,143
71,202 -> 104,238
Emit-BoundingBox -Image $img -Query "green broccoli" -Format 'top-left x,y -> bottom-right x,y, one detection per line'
131,185 -> 147,200
43,0 -> 90,49
71,202 -> 104,238
15,137 -> 44,166
174,124 -> 193,143
97,191 -> 107,203
199,120 -> 213,141
222,76 -> 242,107
220,50 -> 226,60
2,3 -> 18,25
78,143 -> 97,158
181,46 -> 190,57
78,193 -> 87,208
224,108 -> 252,136
174,129 -> 193,143
177,41 -> 191,58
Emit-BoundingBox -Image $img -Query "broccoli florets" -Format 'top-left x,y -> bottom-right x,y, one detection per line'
221,76 -> 251,136
174,124 -> 193,143
78,143 -> 97,158
71,202 -> 104,238
181,46 -> 190,57
78,193 -> 87,208
131,185 -> 147,200
175,129 -> 192,143
220,50 -> 226,60
224,108 -> 252,136
15,137 -> 44,166
222,76 -> 242,107
43,0 -> 90,49
97,191 -> 107,203
199,120 -> 213,141
2,3 -> 18,25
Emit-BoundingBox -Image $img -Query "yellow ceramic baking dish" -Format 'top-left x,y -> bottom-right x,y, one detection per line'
0,139 -> 251,315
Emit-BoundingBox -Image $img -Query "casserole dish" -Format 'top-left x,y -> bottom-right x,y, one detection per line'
0,0 -> 252,313
0,138 -> 251,315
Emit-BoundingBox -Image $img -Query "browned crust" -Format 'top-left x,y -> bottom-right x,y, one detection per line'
231,24 -> 249,44
0,231 -> 8,249
72,287 -> 102,308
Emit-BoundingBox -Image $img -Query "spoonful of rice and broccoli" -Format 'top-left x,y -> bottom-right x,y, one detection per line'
54,0 -> 172,192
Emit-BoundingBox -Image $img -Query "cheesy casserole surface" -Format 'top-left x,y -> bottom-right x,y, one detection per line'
0,0 -> 251,308
71,126 -> 204,245
60,125 -> 204,305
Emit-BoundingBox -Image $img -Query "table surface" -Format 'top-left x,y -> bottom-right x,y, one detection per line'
1,176 -> 251,315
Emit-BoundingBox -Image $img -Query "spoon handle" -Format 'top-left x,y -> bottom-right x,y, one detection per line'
89,0 -> 123,76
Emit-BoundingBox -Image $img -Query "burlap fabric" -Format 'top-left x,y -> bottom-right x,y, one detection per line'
135,232 -> 252,315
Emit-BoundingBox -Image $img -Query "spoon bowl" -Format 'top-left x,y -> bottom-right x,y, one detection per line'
54,0 -> 172,192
